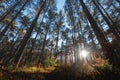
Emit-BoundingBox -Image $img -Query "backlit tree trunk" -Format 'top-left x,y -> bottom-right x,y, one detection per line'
0,0 -> 27,38
0,0 -> 21,22
92,0 -> 120,40
79,0 -> 116,64
13,1 -> 46,68
38,26 -> 49,64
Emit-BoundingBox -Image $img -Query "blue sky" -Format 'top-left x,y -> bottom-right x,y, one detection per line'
57,0 -> 65,10
56,0 -> 66,46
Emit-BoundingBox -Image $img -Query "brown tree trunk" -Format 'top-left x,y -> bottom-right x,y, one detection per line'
38,27 -> 49,64
79,0 -> 116,64
13,1 -> 46,68
93,0 -> 120,40
116,0 -> 120,4
0,1 -> 27,38
55,23 -> 60,53
0,0 -> 21,22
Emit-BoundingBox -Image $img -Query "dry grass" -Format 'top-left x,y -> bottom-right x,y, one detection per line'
15,66 -> 55,73
0,66 -> 55,80
0,60 -> 120,80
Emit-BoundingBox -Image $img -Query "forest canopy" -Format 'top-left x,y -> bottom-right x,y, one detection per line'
0,0 -> 120,71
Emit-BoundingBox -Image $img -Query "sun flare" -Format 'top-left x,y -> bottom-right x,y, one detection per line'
80,49 -> 89,59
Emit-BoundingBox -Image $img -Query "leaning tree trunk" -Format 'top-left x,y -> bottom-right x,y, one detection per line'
79,0 -> 116,64
8,24 -> 24,51
38,27 -> 49,64
116,0 -> 120,4
93,0 -> 120,40
0,0 -> 27,38
55,23 -> 60,53
96,0 -> 120,36
12,1 -> 46,68
0,0 -> 21,22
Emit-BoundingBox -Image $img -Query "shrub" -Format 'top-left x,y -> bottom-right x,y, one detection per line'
7,65 -> 15,71
94,59 -> 112,74
44,56 -> 57,67
49,56 -> 57,66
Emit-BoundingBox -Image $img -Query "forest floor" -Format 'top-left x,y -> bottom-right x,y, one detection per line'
0,63 -> 120,80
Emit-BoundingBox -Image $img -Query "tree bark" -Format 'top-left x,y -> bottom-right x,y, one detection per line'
38,27 -> 49,64
0,0 -> 27,38
13,1 -> 46,68
0,0 -> 21,22
93,0 -> 120,40
79,0 -> 116,64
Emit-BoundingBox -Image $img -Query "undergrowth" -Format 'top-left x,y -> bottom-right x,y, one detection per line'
0,59 -> 120,80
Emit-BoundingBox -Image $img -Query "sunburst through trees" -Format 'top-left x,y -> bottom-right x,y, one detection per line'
0,0 -> 120,80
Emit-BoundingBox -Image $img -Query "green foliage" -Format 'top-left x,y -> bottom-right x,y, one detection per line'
3,18 -> 11,23
49,56 -> 57,66
94,59 -> 113,74
44,56 -> 57,67
44,58 -> 50,67
7,65 -> 15,71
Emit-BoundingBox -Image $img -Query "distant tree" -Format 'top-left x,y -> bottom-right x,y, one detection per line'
55,10 -> 64,53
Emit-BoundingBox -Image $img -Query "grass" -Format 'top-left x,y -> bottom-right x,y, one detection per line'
0,60 -> 120,80
15,66 -> 55,73
0,66 -> 55,80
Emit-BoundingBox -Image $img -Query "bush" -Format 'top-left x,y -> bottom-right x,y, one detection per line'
7,65 -> 15,71
49,56 -> 57,66
44,56 -> 57,67
94,59 -> 112,75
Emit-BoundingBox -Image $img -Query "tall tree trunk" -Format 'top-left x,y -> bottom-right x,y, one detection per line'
116,0 -> 120,4
67,0 -> 77,63
12,1 -> 46,68
79,0 -> 116,64
0,1 -> 27,38
0,24 -> 5,32
96,0 -> 120,36
93,0 -> 120,40
7,24 -> 24,51
0,25 -> 23,65
95,0 -> 114,23
55,23 -> 60,53
0,0 -> 21,22
38,28 -> 49,64
60,42 -> 63,64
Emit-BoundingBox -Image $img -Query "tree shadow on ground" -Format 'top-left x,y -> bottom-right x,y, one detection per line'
0,69 -> 47,80
0,65 -> 120,80
45,64 -> 120,80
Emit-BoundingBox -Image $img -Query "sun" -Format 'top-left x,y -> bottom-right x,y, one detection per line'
80,49 -> 89,59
